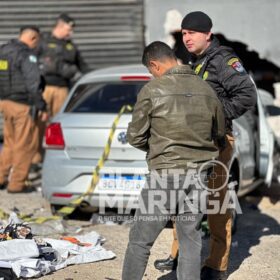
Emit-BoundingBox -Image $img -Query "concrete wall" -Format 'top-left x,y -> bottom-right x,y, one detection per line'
144,0 -> 280,66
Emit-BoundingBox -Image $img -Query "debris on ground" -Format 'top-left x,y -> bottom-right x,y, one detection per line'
0,211 -> 116,279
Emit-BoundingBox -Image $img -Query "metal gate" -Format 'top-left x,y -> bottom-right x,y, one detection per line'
0,0 -> 145,70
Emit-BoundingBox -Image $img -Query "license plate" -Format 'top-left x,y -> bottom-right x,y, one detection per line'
97,175 -> 146,191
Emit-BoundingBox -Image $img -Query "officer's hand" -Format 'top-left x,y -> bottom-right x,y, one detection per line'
214,137 -> 226,153
38,111 -> 48,122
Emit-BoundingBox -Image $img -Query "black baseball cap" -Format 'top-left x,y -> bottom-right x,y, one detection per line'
58,13 -> 75,27
181,11 -> 212,32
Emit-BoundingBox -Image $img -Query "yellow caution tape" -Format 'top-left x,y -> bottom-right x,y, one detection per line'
57,104 -> 133,216
0,208 -> 60,224
19,215 -> 61,224
0,105 -> 133,223
0,208 -> 9,220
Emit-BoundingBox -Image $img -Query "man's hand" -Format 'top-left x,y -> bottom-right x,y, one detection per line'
38,111 -> 48,122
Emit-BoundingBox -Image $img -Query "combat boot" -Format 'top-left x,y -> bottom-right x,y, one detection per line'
154,255 -> 177,271
201,266 -> 228,280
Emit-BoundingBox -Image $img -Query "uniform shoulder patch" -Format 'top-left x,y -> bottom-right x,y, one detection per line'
66,43 -> 74,51
0,59 -> 8,70
48,43 -> 57,48
194,64 -> 203,75
202,71 -> 209,80
227,57 -> 245,73
29,55 -> 37,63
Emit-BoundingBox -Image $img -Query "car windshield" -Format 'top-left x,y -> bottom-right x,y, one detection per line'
65,82 -> 146,113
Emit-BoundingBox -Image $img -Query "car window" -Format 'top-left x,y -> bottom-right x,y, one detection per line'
65,82 -> 146,113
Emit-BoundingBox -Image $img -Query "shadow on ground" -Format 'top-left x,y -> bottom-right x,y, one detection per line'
157,182 -> 280,280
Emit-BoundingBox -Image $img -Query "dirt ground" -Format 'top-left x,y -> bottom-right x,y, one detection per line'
0,182 -> 279,280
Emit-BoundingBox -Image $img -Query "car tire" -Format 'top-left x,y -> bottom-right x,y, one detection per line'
50,204 -> 63,215
50,203 -> 96,221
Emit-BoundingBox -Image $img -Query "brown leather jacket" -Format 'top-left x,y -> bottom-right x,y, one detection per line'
127,65 -> 225,171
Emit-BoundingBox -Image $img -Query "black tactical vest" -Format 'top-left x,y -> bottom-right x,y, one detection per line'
39,34 -> 77,79
0,41 -> 28,101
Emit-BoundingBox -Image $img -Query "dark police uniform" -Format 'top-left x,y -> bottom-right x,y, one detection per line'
155,12 -> 259,277
38,32 -> 88,88
32,33 -> 89,164
0,39 -> 45,192
37,32 -> 88,116
191,36 -> 257,272
163,36 -> 258,274
191,36 -> 257,133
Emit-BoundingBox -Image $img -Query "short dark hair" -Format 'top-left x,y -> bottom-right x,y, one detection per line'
20,25 -> 40,34
142,41 -> 177,67
57,13 -> 75,27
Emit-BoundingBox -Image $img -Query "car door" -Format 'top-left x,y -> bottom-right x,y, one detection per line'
256,86 -> 275,186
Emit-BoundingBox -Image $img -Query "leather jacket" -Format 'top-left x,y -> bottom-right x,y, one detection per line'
127,65 -> 225,171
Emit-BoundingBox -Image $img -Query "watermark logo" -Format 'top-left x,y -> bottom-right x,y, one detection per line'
94,159 -> 242,217
198,159 -> 229,192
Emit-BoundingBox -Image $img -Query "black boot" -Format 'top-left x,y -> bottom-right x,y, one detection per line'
0,182 -> 7,190
201,266 -> 228,280
154,255 -> 178,271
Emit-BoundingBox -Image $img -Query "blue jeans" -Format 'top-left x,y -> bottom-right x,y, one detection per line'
122,171 -> 205,280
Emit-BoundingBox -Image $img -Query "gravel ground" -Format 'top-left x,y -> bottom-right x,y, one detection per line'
0,181 -> 279,280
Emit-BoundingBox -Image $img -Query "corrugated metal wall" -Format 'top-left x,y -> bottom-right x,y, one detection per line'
0,0 -> 145,70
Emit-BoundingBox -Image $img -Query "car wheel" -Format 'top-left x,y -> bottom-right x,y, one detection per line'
50,204 -> 64,215
51,203 -> 98,221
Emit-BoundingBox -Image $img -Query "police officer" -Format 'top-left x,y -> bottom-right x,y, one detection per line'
0,26 -> 47,193
32,13 -> 89,165
154,11 -> 257,280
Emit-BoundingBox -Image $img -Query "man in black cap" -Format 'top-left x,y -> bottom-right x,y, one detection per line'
31,13 -> 89,167
154,11 -> 257,280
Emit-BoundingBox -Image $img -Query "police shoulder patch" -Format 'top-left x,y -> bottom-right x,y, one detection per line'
66,43 -> 73,51
227,57 -> 245,73
194,64 -> 202,75
0,60 -> 8,70
48,43 -> 57,48
29,55 -> 37,63
202,71 -> 209,80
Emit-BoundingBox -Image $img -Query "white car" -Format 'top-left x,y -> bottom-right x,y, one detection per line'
41,64 -> 277,212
